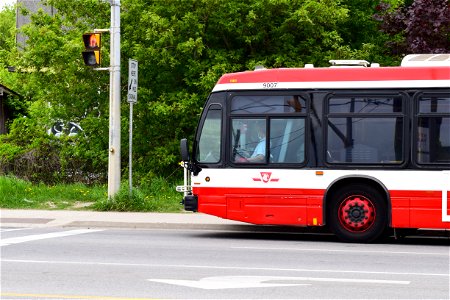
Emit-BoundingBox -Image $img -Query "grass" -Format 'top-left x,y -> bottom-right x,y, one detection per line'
94,178 -> 184,212
0,175 -> 184,212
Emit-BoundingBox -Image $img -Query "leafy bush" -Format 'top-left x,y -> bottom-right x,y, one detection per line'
374,0 -> 450,55
0,116 -> 108,185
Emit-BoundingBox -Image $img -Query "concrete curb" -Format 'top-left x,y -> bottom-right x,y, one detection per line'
0,209 -> 326,234
0,209 -> 249,230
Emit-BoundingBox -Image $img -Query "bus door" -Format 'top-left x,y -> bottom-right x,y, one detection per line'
415,91 -> 450,223
227,94 -> 309,225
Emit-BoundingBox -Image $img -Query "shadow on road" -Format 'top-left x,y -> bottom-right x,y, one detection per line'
192,225 -> 450,246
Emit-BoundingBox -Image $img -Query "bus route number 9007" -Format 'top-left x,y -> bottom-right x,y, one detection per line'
262,82 -> 278,89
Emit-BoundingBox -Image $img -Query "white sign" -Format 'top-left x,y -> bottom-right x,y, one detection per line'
127,59 -> 138,103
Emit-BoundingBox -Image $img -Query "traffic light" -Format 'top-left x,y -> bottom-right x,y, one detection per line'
82,33 -> 101,67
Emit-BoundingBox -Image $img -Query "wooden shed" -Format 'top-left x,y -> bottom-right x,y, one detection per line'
0,84 -> 21,135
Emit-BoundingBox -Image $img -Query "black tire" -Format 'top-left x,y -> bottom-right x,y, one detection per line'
329,184 -> 388,243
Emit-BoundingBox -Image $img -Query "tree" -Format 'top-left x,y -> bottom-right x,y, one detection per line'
120,0 -> 390,180
374,0 -> 450,55
0,5 -> 19,88
1,1 -> 112,184
1,0 -> 396,184
0,5 -> 16,67
0,5 -> 26,135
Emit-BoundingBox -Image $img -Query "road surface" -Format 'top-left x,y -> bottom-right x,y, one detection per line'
1,226 -> 449,299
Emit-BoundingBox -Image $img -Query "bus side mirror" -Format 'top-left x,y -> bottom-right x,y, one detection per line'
180,138 -> 190,162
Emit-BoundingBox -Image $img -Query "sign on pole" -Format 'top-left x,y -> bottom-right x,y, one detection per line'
127,59 -> 138,196
127,59 -> 138,103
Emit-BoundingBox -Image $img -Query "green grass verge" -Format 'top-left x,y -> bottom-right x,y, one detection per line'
94,178 -> 184,212
0,175 -> 183,212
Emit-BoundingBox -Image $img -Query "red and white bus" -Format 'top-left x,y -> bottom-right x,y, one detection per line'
178,54 -> 450,242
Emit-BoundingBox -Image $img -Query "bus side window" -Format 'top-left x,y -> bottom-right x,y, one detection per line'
326,95 -> 404,164
416,94 -> 450,164
270,118 -> 305,163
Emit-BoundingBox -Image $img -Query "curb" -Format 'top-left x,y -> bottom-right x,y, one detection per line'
0,209 -> 249,231
66,221 -> 258,231
0,218 -> 255,231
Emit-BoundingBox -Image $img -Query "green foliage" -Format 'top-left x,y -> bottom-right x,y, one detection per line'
0,115 -> 108,185
120,0 -> 388,182
1,0 -> 110,184
17,8 -> 110,121
0,5 -> 17,61
0,142 -> 23,174
0,5 -> 19,88
1,0 -> 399,186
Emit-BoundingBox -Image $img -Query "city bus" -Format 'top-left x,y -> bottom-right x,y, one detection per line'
177,54 -> 450,242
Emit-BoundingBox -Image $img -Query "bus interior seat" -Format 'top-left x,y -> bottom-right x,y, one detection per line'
340,144 -> 379,163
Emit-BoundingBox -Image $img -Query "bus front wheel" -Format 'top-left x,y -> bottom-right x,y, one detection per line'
329,184 -> 387,243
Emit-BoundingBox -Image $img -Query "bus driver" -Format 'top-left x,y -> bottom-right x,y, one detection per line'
236,124 -> 266,163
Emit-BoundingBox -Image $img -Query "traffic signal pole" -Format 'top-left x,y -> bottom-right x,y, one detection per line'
108,0 -> 121,198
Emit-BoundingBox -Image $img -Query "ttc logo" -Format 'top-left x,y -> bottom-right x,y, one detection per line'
252,172 -> 279,183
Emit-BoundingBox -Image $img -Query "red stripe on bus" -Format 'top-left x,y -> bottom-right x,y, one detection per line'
216,67 -> 450,84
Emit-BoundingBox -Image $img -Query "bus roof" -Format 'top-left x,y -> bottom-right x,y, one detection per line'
213,65 -> 450,92
401,54 -> 450,66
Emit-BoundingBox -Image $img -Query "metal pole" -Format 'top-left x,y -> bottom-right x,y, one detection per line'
129,102 -> 133,197
127,59 -> 138,198
108,0 -> 121,198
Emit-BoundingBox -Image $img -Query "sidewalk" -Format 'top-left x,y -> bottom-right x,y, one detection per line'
0,209 -> 249,230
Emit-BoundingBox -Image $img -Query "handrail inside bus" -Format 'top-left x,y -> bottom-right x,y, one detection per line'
443,171 -> 450,222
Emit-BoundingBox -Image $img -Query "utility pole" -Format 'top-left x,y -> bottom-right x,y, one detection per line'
108,0 -> 121,198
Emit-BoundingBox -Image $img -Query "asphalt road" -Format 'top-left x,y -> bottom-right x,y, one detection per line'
1,226 -> 449,299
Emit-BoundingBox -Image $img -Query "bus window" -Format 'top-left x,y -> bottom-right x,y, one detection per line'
231,118 -> 306,164
326,95 -> 404,164
232,119 -> 267,163
416,94 -> 450,164
327,117 -> 403,163
418,95 -> 450,113
230,94 -> 307,164
196,105 -> 222,163
231,95 -> 306,114
329,97 -> 401,113
270,118 -> 305,163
